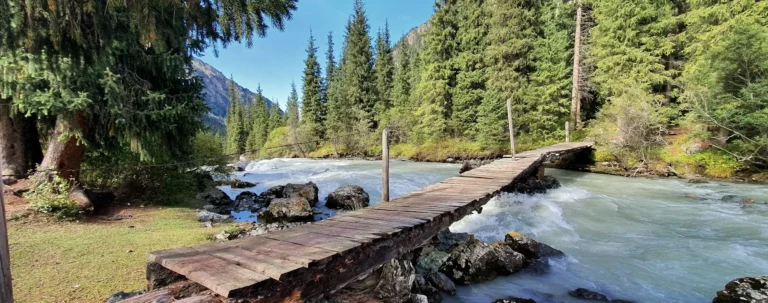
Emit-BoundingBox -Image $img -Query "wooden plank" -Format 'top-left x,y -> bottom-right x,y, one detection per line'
261,231 -> 361,253
204,247 -> 305,280
312,219 -> 402,235
294,225 -> 381,242
342,210 -> 429,225
161,254 -> 270,297
237,238 -> 337,266
328,216 -> 413,231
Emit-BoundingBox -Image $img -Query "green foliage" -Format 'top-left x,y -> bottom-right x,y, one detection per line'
301,31 -> 326,139
193,131 -> 228,171
26,176 -> 80,219
246,86 -> 270,152
450,0 -> 487,138
260,126 -> 295,158
374,21 -> 395,125
339,0 -> 377,128
225,77 -> 248,154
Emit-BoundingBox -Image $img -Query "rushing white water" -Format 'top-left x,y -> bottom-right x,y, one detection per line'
222,159 -> 768,303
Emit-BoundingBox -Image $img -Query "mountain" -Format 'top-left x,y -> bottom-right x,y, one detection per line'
393,21 -> 431,58
191,58 -> 280,132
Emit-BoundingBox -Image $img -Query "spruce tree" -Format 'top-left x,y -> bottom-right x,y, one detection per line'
451,0 -> 488,139
0,0 -> 297,180
246,85 -> 269,152
374,21 -> 395,124
526,0 -> 575,139
301,30 -> 325,138
267,99 -> 284,133
412,0 -> 459,142
477,0 -> 537,147
339,0 -> 376,129
225,77 -> 247,154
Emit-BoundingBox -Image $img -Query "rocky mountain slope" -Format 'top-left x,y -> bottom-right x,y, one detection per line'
192,58 -> 280,132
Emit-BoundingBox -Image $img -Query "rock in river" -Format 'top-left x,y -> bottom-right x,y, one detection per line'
426,272 -> 456,295
325,185 -> 370,210
504,231 -> 565,261
233,191 -> 265,211
441,236 -> 526,284
713,276 -> 768,303
260,197 -> 314,223
283,182 -> 320,206
493,298 -> 537,303
568,288 -> 608,301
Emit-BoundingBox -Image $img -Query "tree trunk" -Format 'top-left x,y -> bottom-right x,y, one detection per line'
0,97 -> 42,177
570,4 -> 583,129
34,112 -> 87,183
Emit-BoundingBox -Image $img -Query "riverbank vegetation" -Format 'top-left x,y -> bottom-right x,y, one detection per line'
223,0 -> 767,181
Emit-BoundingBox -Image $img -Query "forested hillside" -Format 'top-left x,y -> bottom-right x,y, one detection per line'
240,0 -> 768,180
192,58 -> 280,132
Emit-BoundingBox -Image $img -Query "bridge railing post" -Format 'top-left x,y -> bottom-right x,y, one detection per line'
0,155 -> 14,303
506,99 -> 516,159
382,128 -> 390,202
565,121 -> 570,143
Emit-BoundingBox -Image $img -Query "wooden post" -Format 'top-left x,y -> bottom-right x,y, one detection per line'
506,99 -> 516,159
381,128 -> 390,202
565,121 -> 570,143
0,156 -> 13,303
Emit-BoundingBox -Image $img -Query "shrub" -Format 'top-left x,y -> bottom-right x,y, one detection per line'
192,131 -> 229,171
26,176 -> 81,219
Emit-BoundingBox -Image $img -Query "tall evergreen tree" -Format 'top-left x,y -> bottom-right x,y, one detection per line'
301,30 -> 325,138
287,83 -> 301,129
526,0 -> 575,139
412,0 -> 459,142
450,0 -> 488,138
374,21 -> 395,123
225,77 -> 247,154
246,85 -> 269,152
476,0 -> 537,147
339,0 -> 376,129
0,0 -> 297,180
267,99 -> 284,133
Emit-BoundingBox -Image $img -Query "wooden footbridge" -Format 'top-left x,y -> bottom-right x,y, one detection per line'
143,142 -> 592,302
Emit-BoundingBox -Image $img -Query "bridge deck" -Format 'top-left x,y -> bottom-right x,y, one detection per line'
147,142 -> 592,301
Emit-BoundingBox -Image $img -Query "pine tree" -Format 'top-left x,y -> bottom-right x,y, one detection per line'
301,30 -> 325,138
412,0 -> 459,142
225,77 -> 247,154
526,0 -> 575,139
246,85 -> 269,152
374,21 -> 395,124
450,0 -> 488,139
477,0 -> 537,147
0,0 -> 297,180
388,43 -> 416,141
267,99 -> 284,133
339,0 -> 376,129
285,82 -> 305,155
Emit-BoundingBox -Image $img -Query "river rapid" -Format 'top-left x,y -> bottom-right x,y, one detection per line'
223,158 -> 768,303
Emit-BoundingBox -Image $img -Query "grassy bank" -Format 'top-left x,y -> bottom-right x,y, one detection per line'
8,206 -> 233,303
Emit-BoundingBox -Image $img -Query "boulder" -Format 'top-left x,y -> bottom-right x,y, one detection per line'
407,294 -> 429,303
415,247 -> 450,275
434,230 -> 471,251
373,259 -> 416,303
284,182 -> 319,206
325,185 -> 370,210
441,237 -> 526,285
228,179 -> 257,189
196,186 -> 233,206
232,160 -> 248,172
106,290 -> 145,303
493,298 -> 537,303
196,210 -> 230,223
426,272 -> 456,295
411,275 -> 442,303
260,185 -> 285,201
68,188 -> 94,212
233,191 -> 264,211
191,170 -> 215,192
568,288 -> 608,301
2,176 -> 17,186
504,231 -> 565,261
712,276 -> 768,303
261,197 -> 314,223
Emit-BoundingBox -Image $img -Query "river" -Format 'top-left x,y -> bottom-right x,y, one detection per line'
223,158 -> 768,303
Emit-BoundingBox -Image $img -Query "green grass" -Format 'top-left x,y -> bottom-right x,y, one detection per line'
8,207 -> 233,303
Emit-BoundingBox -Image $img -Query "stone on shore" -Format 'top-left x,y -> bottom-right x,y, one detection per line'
411,275 -> 442,303
196,186 -> 233,206
712,276 -> 768,303
261,197 -> 314,223
426,272 -> 456,295
233,191 -> 265,211
196,210 -> 230,223
325,185 -> 370,210
415,248 -> 450,275
434,229 -> 471,251
259,185 -> 285,201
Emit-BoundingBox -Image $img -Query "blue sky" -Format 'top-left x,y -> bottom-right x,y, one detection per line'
196,0 -> 435,110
